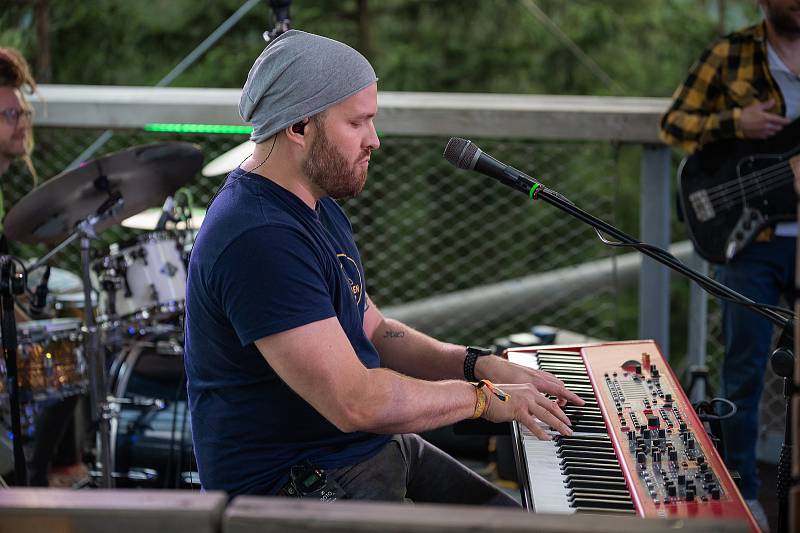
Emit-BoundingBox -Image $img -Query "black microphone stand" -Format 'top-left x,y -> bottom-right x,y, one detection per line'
446,139 -> 795,527
534,176 -> 796,529
1,256 -> 28,484
771,345 -> 794,533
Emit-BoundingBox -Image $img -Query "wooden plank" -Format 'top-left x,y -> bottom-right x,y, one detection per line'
223,496 -> 747,533
29,85 -> 669,142
0,488 -> 226,533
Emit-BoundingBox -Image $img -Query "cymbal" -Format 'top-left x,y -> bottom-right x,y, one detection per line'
202,140 -> 254,177
122,207 -> 206,230
4,143 -> 204,244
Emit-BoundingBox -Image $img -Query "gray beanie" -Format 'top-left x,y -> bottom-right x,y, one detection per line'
239,30 -> 377,143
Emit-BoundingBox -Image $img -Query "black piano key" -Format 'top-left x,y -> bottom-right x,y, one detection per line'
556,435 -> 613,444
570,496 -> 634,510
562,465 -> 625,477
565,479 -> 630,491
558,442 -> 615,451
574,506 -> 636,514
568,489 -> 632,500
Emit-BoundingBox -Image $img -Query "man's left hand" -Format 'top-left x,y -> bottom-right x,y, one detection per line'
475,355 -> 585,407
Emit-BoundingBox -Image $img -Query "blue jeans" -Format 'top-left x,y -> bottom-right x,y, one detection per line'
717,237 -> 795,499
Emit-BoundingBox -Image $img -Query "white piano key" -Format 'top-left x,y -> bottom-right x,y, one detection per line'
522,431 -> 574,514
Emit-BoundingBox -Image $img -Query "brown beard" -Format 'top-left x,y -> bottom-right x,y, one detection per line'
765,1 -> 800,36
302,121 -> 368,200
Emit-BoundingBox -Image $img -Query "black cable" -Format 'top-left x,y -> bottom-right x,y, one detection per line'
692,397 -> 737,421
206,134 -> 278,210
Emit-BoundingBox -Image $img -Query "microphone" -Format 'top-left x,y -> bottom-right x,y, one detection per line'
29,265 -> 50,319
263,0 -> 291,42
443,137 -> 540,196
155,195 -> 175,231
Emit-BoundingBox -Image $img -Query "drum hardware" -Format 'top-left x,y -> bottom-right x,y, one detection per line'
2,143 -> 201,489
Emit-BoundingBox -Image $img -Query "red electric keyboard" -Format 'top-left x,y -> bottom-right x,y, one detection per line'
508,340 -> 759,532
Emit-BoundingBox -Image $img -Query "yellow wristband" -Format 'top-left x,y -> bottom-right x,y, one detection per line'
472,384 -> 488,419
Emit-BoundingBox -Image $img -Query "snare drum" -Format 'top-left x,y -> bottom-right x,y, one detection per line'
12,318 -> 87,401
93,232 -> 187,320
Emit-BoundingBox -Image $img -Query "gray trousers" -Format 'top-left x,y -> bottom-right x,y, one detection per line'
328,433 -> 519,506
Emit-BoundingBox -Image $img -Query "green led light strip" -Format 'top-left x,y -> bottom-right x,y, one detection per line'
143,123 -> 253,134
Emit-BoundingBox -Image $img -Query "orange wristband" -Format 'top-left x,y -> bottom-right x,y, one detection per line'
478,379 -> 509,402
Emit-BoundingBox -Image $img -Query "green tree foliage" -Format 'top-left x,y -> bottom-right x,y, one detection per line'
1,0 -> 761,96
0,0 -> 764,359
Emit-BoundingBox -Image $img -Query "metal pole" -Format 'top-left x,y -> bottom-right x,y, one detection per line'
65,0 -> 262,170
81,235 -> 112,488
687,251 -> 709,402
639,144 -> 672,356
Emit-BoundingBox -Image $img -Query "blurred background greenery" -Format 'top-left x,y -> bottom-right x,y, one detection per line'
0,0 -> 766,378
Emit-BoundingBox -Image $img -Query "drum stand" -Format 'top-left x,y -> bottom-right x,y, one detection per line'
30,192 -> 124,489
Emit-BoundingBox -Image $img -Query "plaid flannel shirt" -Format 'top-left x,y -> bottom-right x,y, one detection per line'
659,22 -> 785,154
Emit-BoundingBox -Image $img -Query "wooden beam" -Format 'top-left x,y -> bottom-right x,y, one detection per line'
224,496 -> 747,533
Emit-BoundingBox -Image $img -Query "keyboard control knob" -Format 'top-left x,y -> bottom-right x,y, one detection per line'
696,455 -> 705,465
687,438 -> 695,450
637,452 -> 647,464
710,487 -> 720,500
704,472 -> 713,482
678,474 -> 686,484
686,489 -> 695,502
699,462 -> 708,472
667,485 -> 677,497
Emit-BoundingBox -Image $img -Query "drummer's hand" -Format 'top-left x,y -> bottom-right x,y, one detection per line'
475,355 -> 585,407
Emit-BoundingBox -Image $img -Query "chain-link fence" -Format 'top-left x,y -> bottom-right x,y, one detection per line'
4,125 -> 786,460
7,128 -> 624,346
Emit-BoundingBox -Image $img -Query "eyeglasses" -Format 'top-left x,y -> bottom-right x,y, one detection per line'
0,108 -> 33,126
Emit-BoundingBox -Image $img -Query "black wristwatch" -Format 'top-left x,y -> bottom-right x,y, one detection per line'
463,346 -> 493,382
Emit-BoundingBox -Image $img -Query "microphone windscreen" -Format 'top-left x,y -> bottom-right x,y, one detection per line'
443,137 -> 478,170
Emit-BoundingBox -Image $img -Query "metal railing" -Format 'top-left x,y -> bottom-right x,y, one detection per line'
7,86 -> 784,458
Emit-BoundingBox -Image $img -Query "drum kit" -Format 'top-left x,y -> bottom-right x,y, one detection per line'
0,141 -> 220,489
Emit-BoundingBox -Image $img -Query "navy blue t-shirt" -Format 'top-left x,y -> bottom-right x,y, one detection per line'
184,168 -> 390,495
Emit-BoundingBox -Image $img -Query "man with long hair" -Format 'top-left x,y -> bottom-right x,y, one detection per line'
0,47 -> 37,184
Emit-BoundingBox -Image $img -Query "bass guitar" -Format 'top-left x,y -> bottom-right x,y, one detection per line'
677,118 -> 800,264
